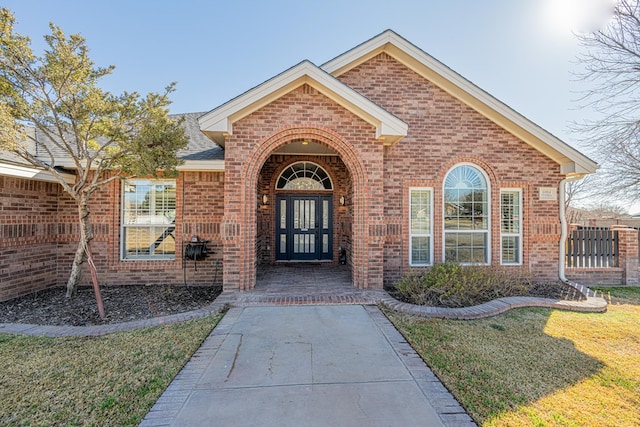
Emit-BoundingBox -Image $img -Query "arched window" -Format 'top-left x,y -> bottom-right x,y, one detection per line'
443,164 -> 489,263
276,162 -> 332,190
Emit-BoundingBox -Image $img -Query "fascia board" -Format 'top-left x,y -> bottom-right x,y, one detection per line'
176,160 -> 225,171
0,161 -> 75,183
323,30 -> 598,174
198,60 -> 407,142
198,61 -> 318,134
560,160 -> 599,176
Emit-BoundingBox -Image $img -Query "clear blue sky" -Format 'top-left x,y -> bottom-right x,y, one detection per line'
3,0 -> 612,152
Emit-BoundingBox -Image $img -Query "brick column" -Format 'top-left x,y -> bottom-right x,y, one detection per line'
612,226 -> 639,286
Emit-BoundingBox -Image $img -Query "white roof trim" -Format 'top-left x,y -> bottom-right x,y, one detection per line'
0,161 -> 75,184
322,30 -> 598,175
198,60 -> 408,146
176,160 -> 225,171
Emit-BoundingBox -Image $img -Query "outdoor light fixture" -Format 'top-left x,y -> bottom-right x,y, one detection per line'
339,195 -> 345,206
262,194 -> 268,205
301,140 -> 309,145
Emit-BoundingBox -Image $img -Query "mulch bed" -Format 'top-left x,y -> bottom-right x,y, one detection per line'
0,285 -> 222,327
387,281 -> 586,307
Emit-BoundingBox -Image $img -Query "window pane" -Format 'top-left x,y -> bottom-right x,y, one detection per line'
502,236 -> 519,264
280,234 -> 287,253
501,190 -> 521,264
410,190 -> 431,234
444,165 -> 489,264
410,189 -> 432,265
123,226 -> 175,258
501,192 -> 520,233
280,199 -> 287,229
323,200 -> 329,229
411,236 -> 430,265
122,179 -> 176,259
277,162 -> 332,190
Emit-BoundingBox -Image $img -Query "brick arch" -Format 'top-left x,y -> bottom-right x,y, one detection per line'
237,126 -> 370,290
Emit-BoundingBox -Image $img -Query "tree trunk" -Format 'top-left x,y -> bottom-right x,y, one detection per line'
65,197 -> 93,298
65,194 -> 105,317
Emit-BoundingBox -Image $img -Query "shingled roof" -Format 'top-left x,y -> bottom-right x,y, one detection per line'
174,112 -> 224,161
0,112 -> 224,171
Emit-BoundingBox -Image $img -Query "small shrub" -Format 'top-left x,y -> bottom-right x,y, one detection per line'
394,263 -> 534,307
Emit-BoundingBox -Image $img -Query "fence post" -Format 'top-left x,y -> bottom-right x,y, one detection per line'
612,226 -> 639,286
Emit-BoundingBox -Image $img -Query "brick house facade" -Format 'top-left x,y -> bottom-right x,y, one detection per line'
0,31 -> 597,301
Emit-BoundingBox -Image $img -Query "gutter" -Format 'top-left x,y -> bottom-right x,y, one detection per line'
559,176 -> 581,283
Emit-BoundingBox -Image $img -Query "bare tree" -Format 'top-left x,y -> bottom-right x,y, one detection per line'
575,0 -> 640,200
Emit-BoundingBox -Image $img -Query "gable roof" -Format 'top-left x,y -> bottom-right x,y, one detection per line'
198,60 -> 409,147
321,30 -> 597,176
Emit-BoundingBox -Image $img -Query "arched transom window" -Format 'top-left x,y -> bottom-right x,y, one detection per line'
444,164 -> 489,263
276,162 -> 332,190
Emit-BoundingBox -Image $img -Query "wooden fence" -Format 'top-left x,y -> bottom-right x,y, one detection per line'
566,227 -> 618,268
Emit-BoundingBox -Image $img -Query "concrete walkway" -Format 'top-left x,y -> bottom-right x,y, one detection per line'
139,305 -> 474,427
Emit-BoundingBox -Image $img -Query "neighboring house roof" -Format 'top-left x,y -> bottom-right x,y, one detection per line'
321,29 -> 597,176
198,60 -> 409,147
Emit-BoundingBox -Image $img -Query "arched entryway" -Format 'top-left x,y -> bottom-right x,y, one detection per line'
230,126 -> 374,291
257,148 -> 352,268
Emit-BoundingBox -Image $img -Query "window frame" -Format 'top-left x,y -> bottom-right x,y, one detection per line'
500,188 -> 523,265
409,187 -> 434,266
442,163 -> 491,265
276,161 -> 333,191
120,178 -> 177,261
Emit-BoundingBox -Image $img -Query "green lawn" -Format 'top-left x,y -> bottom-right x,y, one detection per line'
386,287 -> 640,426
0,313 -> 223,426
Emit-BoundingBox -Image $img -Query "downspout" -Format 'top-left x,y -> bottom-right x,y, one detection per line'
558,175 -> 584,283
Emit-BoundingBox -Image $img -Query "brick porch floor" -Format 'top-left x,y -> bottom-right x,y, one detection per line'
234,263 -> 382,306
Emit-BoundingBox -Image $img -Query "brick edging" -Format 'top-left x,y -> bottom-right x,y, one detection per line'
374,290 -> 608,320
0,286 -> 607,337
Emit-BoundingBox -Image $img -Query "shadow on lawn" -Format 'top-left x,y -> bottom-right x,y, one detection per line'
387,307 -> 606,424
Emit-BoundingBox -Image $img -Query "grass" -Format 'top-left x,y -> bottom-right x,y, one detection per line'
0,312 -> 224,426
386,287 -> 640,426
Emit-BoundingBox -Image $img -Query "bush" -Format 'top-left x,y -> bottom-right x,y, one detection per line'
393,263 -> 534,308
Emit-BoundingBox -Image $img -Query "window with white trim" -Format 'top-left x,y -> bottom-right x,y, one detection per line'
121,179 -> 176,259
500,189 -> 522,264
444,164 -> 489,263
276,161 -> 332,190
409,188 -> 433,265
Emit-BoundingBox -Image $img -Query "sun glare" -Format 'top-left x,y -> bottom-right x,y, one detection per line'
544,0 -> 615,35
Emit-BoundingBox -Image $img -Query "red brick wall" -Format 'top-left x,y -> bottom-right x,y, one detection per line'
337,53 -> 564,284
83,172 -> 225,288
1,171 -> 225,301
0,176 -> 61,301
